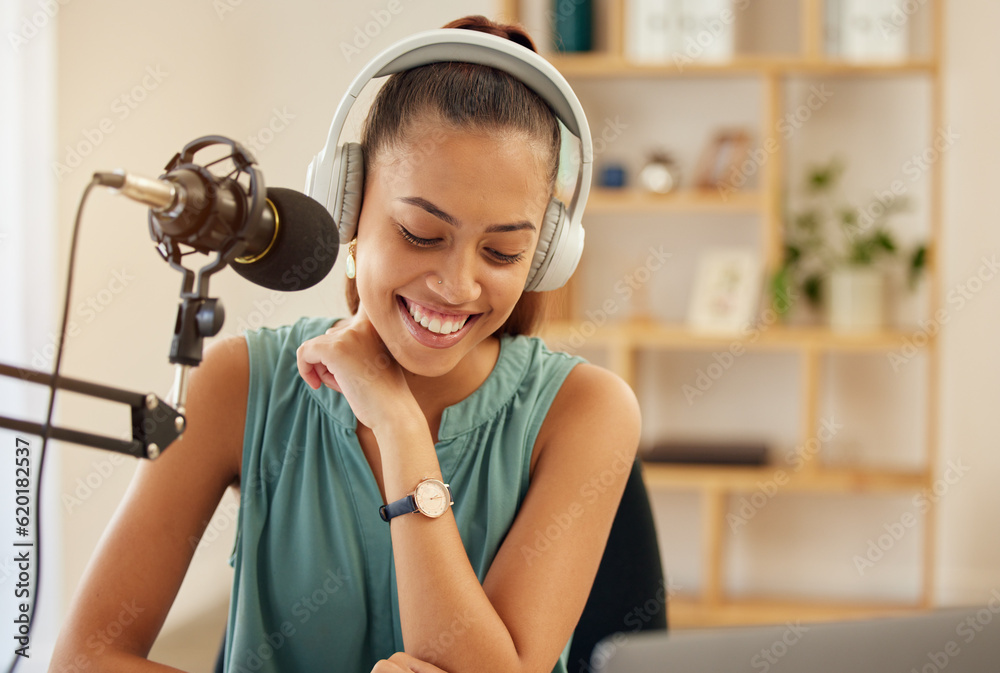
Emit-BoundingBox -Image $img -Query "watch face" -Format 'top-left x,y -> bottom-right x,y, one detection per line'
414,480 -> 450,518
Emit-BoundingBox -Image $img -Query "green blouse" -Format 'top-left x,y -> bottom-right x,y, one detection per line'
224,316 -> 585,673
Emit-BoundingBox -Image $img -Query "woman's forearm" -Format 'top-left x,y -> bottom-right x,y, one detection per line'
374,411 -> 525,673
49,643 -> 190,673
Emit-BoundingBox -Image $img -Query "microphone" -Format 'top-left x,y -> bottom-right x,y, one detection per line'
95,170 -> 339,291
232,187 -> 340,291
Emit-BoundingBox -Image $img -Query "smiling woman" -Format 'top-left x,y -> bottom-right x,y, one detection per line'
49,14 -> 640,673
344,15 -> 563,338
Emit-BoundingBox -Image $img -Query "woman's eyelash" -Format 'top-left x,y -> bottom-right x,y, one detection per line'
396,225 -> 437,247
397,224 -> 524,265
489,250 -> 524,265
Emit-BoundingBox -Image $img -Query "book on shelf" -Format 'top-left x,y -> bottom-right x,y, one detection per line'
838,0 -> 910,62
625,0 -> 735,65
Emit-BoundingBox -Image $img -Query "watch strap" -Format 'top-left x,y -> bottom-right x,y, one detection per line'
379,494 -> 417,522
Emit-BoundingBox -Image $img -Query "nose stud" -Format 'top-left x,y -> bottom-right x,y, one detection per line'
438,279 -> 443,284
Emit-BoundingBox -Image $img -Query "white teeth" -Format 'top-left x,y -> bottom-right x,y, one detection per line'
405,299 -> 469,335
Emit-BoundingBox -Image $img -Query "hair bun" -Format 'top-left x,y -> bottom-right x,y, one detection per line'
442,15 -> 538,53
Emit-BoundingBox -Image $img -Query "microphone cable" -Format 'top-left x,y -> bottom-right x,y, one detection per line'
5,176 -> 100,673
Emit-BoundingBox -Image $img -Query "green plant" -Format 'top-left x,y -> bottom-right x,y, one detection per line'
771,158 -> 927,314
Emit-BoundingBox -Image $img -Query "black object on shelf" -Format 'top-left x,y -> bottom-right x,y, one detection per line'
643,440 -> 769,466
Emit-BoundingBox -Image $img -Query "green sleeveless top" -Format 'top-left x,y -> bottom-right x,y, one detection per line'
224,316 -> 585,673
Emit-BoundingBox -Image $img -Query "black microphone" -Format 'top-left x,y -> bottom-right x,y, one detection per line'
231,187 -> 339,291
95,171 -> 339,291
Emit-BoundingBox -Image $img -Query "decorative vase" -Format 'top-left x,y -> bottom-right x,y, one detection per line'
827,266 -> 884,332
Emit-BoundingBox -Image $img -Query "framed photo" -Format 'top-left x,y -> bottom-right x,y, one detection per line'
694,129 -> 751,190
687,249 -> 763,333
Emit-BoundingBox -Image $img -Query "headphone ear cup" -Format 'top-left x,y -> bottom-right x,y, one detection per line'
334,142 -> 365,243
524,199 -> 582,292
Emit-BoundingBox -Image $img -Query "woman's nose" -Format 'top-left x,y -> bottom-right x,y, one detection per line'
428,250 -> 482,305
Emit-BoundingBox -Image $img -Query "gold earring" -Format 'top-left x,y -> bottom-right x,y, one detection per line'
345,239 -> 357,279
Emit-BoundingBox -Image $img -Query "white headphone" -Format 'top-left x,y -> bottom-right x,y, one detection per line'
304,28 -> 593,292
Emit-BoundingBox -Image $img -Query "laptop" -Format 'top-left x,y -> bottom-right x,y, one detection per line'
591,606 -> 1000,673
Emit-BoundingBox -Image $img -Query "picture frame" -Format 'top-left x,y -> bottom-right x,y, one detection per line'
687,248 -> 763,333
694,128 -> 751,190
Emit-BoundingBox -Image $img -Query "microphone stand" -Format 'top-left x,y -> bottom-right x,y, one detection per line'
0,135 -> 263,459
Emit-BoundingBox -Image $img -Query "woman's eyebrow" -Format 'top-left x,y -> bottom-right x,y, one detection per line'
397,196 -> 536,233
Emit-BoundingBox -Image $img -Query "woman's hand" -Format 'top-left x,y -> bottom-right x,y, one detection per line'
295,310 -> 417,432
370,652 -> 451,673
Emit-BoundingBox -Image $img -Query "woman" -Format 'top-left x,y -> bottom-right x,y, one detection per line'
50,15 -> 639,673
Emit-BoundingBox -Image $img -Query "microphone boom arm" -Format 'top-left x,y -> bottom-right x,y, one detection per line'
0,362 -> 184,459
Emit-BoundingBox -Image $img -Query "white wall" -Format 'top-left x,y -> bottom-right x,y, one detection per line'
937,0 -> 1000,603
17,0 -> 1000,669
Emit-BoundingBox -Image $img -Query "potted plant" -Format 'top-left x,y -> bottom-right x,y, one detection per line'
771,159 -> 927,331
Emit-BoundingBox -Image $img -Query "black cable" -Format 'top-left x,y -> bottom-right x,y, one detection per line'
5,177 -> 100,673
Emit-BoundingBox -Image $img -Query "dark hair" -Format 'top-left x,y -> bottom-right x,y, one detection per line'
345,15 -> 560,336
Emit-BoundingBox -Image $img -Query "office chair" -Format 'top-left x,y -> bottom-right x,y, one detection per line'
213,458 -> 666,673
568,457 -> 667,672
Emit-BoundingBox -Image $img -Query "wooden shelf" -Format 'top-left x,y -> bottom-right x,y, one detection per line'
540,319 -> 931,353
669,596 -> 928,629
586,188 -> 762,214
641,463 -> 929,493
511,0 -> 943,628
546,53 -> 938,78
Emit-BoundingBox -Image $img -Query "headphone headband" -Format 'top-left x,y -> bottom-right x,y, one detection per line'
305,27 -> 592,292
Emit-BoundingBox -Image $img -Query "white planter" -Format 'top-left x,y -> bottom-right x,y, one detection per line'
827,267 -> 884,332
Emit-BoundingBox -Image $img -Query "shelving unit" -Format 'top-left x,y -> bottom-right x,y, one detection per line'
501,0 -> 943,626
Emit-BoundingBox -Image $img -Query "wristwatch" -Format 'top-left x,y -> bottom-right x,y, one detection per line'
379,478 -> 453,522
